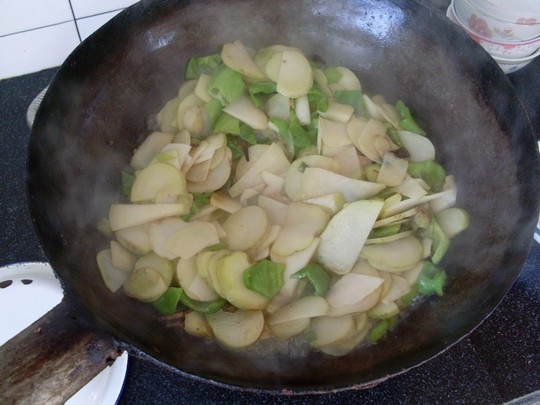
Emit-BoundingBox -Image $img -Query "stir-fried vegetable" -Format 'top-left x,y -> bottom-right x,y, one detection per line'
96,41 -> 469,356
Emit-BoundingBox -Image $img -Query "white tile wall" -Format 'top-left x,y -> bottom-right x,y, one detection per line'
0,0 -> 139,80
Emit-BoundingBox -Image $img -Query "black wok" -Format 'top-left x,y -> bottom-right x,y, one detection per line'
1,0 -> 539,402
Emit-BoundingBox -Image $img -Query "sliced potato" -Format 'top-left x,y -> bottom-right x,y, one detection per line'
223,95 -> 268,130
214,251 -> 268,310
131,163 -> 187,203
164,221 -> 220,259
298,167 -> 385,202
184,311 -> 212,337
133,252 -> 173,286
361,236 -> 423,272
222,205 -> 269,251
229,142 -> 290,198
325,273 -> 384,308
110,240 -> 137,273
276,49 -> 313,98
436,207 -> 469,238
148,218 -> 188,260
115,225 -> 152,255
130,132 -> 175,170
123,267 -> 168,302
317,200 -> 384,275
96,249 -> 129,293
310,315 -> 355,348
267,296 -> 329,325
206,310 -> 264,348
109,203 -> 190,231
221,40 -> 265,80
268,317 -> 310,340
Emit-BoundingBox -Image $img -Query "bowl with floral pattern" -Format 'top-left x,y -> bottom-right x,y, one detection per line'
453,0 -> 540,42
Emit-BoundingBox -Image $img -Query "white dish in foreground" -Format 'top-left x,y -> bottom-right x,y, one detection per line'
0,262 -> 128,405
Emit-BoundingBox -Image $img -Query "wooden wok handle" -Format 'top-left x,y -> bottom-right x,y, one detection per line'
0,297 -> 122,405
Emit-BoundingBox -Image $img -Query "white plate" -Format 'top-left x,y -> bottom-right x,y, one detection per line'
0,262 -> 128,404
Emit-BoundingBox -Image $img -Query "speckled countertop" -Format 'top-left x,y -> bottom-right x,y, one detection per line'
1,4 -> 539,405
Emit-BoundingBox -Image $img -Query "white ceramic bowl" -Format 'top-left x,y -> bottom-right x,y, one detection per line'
492,48 -> 540,73
453,0 -> 540,42
447,5 -> 540,73
451,1 -> 540,58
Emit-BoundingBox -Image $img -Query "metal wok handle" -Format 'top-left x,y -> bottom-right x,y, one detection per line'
0,297 -> 122,405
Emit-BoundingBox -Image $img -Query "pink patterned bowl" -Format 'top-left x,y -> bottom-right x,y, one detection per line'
450,0 -> 540,58
453,0 -> 540,42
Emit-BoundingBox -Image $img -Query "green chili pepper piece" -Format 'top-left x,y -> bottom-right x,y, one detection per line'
290,264 -> 331,297
178,294 -> 226,314
407,160 -> 446,192
152,287 -> 184,315
121,170 -> 134,197
396,100 -> 427,135
243,260 -> 285,299
368,317 -> 397,343
334,89 -> 367,117
185,53 -> 222,80
417,261 -> 447,297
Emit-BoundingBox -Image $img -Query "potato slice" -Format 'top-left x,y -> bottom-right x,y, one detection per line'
398,130 -> 435,162
222,205 -> 269,251
115,225 -> 152,255
381,275 -> 411,305
130,131 -> 174,170
131,163 -> 187,203
317,200 -> 384,275
110,240 -> 137,273
205,310 -> 264,348
184,311 -> 212,337
318,314 -> 369,356
327,66 -> 362,92
298,167 -> 385,202
267,296 -> 329,325
325,273 -> 384,308
310,315 -> 355,348
436,207 -> 469,238
319,101 -> 354,123
187,148 -> 232,194
214,251 -> 268,310
109,203 -> 190,231
221,40 -> 265,80
303,193 -> 345,215
376,152 -> 408,187
327,286 -> 382,317
229,142 -> 290,198
148,218 -> 189,260
276,50 -> 313,98
133,252 -> 173,286
268,317 -> 310,340
277,237 -> 320,298
123,267 -> 168,302
96,249 -> 129,293
349,118 -> 396,163
318,117 -> 352,148
223,95 -> 268,131
164,221 -> 220,259
257,195 -> 288,226
361,236 -> 423,272
284,154 -> 337,200
194,74 -> 212,102
271,202 -> 328,257
177,255 -> 219,301
156,97 -> 180,134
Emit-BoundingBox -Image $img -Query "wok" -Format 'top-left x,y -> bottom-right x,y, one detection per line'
2,0 -> 539,402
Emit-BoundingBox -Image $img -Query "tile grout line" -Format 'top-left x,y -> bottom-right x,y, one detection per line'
0,20 -> 74,39
0,8 -> 127,40
67,0 -> 82,42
